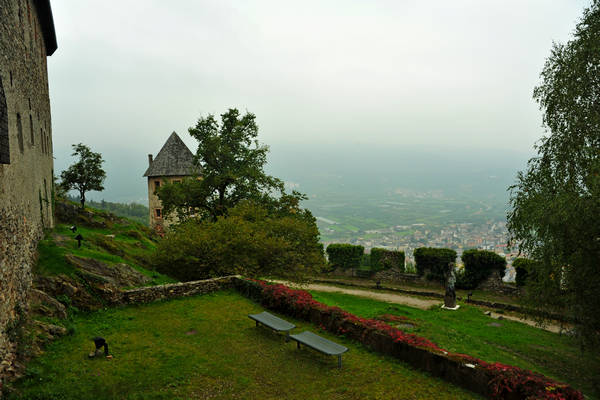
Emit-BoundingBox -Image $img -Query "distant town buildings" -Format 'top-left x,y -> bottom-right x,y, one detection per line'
322,220 -> 519,281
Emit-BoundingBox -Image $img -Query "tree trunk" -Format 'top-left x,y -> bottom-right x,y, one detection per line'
80,190 -> 85,209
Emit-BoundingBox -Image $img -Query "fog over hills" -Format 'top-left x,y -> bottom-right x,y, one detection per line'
66,142 -> 532,220
267,142 -> 531,202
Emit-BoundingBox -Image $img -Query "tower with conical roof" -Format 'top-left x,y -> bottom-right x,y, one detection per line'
143,132 -> 198,230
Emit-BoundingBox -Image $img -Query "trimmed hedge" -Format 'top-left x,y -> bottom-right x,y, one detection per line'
326,244 -> 364,270
360,253 -> 371,267
414,247 -> 456,282
512,258 -> 538,287
370,248 -> 405,272
234,278 -> 583,400
459,249 -> 506,289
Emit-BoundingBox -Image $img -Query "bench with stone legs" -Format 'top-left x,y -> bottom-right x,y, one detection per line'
289,331 -> 348,368
248,311 -> 296,341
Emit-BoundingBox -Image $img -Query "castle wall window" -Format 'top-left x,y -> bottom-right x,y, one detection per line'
0,76 -> 9,164
154,180 -> 160,191
155,208 -> 162,218
17,113 -> 24,154
29,114 -> 34,145
173,179 -> 181,184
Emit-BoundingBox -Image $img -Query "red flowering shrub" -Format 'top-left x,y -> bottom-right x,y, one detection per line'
236,278 -> 583,400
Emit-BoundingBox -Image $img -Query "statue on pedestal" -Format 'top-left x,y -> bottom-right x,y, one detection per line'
443,262 -> 459,310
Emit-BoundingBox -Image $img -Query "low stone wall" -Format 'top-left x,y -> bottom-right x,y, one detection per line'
118,276 -> 240,305
328,268 -> 425,284
476,271 -> 520,296
373,268 -> 422,283
328,267 -> 355,277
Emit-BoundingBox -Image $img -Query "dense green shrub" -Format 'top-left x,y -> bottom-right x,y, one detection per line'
459,249 -> 506,289
360,253 -> 371,267
414,247 -> 456,282
153,201 -> 324,281
385,250 -> 405,271
326,244 -> 364,270
370,248 -> 405,272
370,248 -> 386,270
513,258 -> 539,287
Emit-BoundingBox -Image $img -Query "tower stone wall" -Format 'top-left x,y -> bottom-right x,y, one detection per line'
144,132 -> 198,231
147,175 -> 189,231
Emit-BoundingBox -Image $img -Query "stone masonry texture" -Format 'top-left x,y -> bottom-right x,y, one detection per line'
0,0 -> 57,387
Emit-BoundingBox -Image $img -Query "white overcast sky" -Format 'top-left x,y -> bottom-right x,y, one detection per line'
47,1 -> 590,200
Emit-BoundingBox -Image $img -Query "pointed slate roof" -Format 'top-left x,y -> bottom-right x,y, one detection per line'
143,132 -> 198,177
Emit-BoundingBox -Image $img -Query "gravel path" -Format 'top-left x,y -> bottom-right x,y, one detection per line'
272,280 -> 440,309
271,280 -> 566,333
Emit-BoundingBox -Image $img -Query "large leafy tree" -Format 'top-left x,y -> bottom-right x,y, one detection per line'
60,143 -> 106,209
153,199 -> 325,281
507,1 -> 600,347
158,108 -> 286,221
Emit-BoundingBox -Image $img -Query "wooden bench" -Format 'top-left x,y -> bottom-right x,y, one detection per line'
289,331 -> 348,368
248,311 -> 296,341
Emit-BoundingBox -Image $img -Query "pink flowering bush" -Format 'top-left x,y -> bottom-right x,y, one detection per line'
237,278 -> 583,400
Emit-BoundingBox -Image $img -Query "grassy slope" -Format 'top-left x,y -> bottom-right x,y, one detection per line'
310,290 -> 599,399
35,204 -> 174,286
7,292 -> 481,400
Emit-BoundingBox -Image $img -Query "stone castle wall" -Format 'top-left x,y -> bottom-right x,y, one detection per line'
0,0 -> 56,385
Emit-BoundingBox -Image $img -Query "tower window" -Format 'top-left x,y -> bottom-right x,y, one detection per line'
155,209 -> 162,218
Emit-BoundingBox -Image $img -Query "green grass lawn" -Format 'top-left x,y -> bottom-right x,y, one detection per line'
6,291 -> 482,400
309,290 -> 599,399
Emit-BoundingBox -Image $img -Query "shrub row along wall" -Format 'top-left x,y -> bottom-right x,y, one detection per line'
512,258 -> 538,287
325,244 -> 363,270
370,248 -> 405,272
234,278 -> 582,400
459,250 -> 506,290
414,247 -> 457,282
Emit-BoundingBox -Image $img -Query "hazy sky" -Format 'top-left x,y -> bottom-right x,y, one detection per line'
47,1 -> 590,202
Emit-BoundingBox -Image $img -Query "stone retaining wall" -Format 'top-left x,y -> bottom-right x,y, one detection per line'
118,276 -> 240,305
